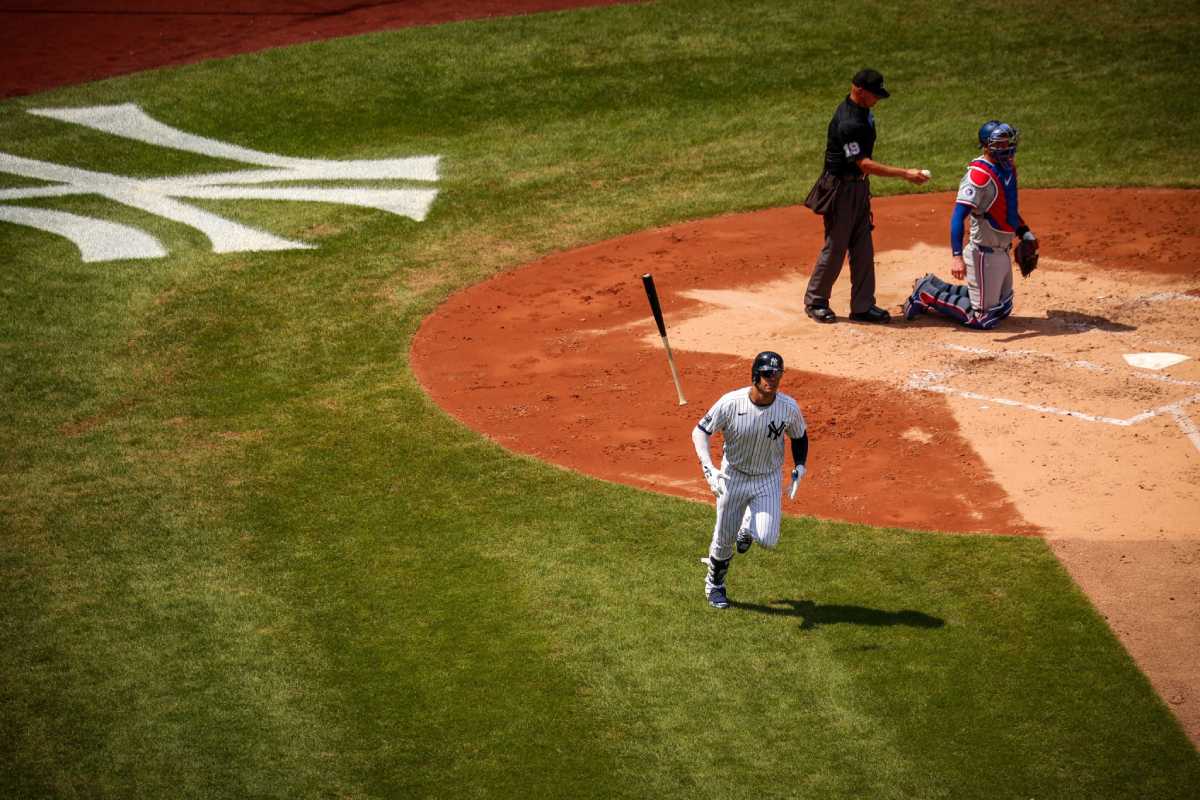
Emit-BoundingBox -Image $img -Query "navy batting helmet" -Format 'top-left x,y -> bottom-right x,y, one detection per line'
978,120 -> 1019,164
751,351 -> 784,383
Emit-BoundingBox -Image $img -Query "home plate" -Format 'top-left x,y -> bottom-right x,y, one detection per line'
1123,352 -> 1190,370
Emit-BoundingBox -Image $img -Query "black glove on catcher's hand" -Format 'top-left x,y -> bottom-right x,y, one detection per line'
1016,232 -> 1039,278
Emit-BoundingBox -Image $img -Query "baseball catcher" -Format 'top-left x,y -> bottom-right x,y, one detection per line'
902,120 -> 1038,329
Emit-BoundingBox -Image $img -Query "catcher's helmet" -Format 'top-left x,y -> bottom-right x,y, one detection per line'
978,119 -> 1019,164
751,351 -> 784,383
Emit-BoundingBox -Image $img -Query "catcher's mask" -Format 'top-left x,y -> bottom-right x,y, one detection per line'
978,120 -> 1019,165
751,351 -> 784,384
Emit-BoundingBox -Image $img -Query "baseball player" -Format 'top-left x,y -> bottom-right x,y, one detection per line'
691,351 -> 809,609
902,120 -> 1038,329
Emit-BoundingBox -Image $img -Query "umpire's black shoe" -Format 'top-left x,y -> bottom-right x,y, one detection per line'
848,305 -> 891,324
736,529 -> 753,554
806,305 -> 837,323
708,586 -> 730,609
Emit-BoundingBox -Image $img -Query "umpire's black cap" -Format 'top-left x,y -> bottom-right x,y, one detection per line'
852,68 -> 890,98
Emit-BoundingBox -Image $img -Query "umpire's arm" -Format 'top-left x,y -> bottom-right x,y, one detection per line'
858,157 -> 929,184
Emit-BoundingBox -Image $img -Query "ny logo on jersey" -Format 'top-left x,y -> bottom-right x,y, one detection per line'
767,421 -> 787,440
0,103 -> 440,262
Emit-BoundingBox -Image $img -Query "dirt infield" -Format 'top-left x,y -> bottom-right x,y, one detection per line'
412,189 -> 1200,745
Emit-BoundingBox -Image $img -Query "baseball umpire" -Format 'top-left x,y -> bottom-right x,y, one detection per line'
902,120 -> 1039,328
691,351 -> 808,609
803,68 -> 930,325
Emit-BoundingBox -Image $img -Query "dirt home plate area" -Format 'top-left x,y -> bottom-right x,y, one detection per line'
414,189 -> 1200,744
6,0 -> 1197,748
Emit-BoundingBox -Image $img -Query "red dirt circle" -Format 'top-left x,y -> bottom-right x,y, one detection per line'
412,189 -> 1199,533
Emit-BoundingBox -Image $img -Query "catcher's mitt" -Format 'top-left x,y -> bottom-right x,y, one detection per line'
1016,233 -> 1039,277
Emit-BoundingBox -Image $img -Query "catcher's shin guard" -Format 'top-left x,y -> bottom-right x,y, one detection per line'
919,278 -> 972,324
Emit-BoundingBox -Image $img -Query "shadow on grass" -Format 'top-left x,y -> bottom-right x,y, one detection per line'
729,599 -> 945,631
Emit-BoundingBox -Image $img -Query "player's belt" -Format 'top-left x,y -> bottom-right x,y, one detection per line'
728,465 -> 776,477
976,244 -> 1011,253
837,174 -> 868,182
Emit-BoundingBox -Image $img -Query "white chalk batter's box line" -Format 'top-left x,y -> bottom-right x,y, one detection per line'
1137,291 -> 1200,304
940,343 -> 1200,388
906,347 -> 1200,453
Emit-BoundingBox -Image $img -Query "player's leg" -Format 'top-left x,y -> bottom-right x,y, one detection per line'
745,472 -> 784,549
995,253 -> 1014,318
705,471 -> 751,604
736,506 -> 754,553
964,243 -> 985,312
978,249 -> 1010,310
916,273 -> 971,324
903,273 -> 932,319
958,248 -> 1014,329
708,478 -> 748,563
906,272 -> 964,318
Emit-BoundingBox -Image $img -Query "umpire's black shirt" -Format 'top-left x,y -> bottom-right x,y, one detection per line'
823,95 -> 876,178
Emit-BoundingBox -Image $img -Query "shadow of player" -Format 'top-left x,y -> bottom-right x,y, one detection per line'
901,309 -> 1135,343
993,309 -> 1137,342
728,598 -> 945,631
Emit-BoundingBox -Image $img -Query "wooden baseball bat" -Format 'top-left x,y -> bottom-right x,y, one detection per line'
641,273 -> 687,405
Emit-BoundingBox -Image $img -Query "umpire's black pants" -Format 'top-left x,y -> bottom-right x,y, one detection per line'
804,178 -> 876,314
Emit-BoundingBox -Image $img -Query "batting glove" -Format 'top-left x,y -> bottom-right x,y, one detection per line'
703,465 -> 726,497
789,465 -> 807,500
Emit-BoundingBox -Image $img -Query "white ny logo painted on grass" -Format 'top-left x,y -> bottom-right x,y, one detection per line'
0,103 -> 440,262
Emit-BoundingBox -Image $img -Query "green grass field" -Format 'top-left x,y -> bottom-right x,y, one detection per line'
3,1 -> 1199,797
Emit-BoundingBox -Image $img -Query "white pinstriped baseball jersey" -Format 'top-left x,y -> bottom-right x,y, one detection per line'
697,388 -> 806,476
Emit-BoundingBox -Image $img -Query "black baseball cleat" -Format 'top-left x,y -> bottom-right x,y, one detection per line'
805,305 -> 837,323
848,305 -> 891,323
707,586 -> 730,609
736,529 -> 753,554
